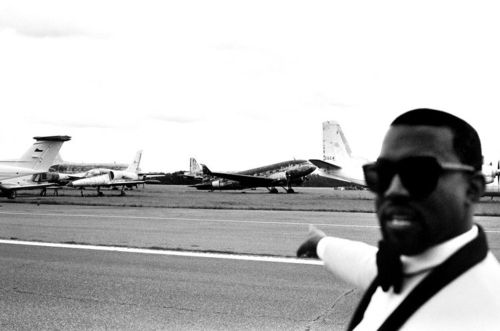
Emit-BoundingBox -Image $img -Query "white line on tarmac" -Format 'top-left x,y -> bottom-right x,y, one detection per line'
0,239 -> 325,266
0,211 -> 379,229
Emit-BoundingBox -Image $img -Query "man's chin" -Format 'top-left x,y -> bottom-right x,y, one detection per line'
383,229 -> 428,255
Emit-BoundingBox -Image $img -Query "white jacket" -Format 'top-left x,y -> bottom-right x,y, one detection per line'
317,227 -> 500,330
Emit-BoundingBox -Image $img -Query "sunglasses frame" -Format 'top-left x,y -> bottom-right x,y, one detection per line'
363,156 -> 476,198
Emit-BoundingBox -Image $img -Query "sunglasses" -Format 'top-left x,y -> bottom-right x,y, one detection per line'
362,156 -> 475,199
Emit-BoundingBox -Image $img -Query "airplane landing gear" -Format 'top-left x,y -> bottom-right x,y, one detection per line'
286,188 -> 295,194
268,187 -> 279,194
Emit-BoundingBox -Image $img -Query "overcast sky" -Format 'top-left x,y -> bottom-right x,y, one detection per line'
1,1 -> 499,172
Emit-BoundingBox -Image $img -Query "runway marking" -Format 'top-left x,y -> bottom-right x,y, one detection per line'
0,239 -> 324,265
0,211 -> 380,229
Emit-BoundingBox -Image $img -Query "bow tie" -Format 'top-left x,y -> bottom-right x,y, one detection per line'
376,240 -> 403,294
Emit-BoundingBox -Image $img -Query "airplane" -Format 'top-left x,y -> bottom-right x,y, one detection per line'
66,150 -> 160,196
308,121 -> 367,187
482,160 -> 500,197
191,160 -> 316,193
0,135 -> 71,199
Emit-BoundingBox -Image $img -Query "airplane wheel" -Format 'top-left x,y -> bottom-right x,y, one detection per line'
287,188 -> 295,194
269,188 -> 279,194
98,191 -> 104,197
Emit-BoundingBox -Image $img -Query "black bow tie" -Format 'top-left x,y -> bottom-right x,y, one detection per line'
376,240 -> 403,294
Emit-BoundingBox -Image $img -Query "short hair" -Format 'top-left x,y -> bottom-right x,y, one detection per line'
391,108 -> 483,170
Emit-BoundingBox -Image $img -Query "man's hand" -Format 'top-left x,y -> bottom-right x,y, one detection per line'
296,225 -> 326,258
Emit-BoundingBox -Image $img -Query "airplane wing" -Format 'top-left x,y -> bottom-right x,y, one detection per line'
207,171 -> 275,187
0,182 -> 60,191
308,159 -> 342,170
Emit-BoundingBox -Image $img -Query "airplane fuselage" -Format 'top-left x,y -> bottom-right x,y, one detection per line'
193,160 -> 316,192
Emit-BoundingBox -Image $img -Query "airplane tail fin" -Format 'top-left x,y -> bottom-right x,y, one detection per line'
322,121 -> 352,165
17,136 -> 71,171
125,150 -> 143,173
190,158 -> 203,176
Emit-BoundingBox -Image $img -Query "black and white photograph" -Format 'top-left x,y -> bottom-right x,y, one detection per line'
1,1 -> 500,330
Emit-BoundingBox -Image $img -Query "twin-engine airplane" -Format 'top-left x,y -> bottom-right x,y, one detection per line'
191,160 -> 316,193
65,150 -> 160,196
308,121 -> 367,187
0,136 -> 71,199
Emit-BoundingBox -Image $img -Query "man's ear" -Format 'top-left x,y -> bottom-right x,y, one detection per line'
467,173 -> 486,202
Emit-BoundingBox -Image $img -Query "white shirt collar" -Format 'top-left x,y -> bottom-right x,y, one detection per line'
401,225 -> 478,275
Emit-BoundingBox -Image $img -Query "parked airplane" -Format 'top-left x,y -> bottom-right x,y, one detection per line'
66,150 -> 158,196
191,160 -> 316,193
308,121 -> 367,187
0,135 -> 71,199
482,160 -> 500,197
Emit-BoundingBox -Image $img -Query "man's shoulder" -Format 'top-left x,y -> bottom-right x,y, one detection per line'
406,253 -> 500,330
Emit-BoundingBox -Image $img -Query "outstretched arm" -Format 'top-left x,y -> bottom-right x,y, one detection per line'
297,225 -> 378,289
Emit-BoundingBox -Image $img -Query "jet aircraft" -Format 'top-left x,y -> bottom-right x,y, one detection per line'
66,150 -> 159,196
308,121 -> 367,187
0,135 -> 71,199
191,160 -> 316,193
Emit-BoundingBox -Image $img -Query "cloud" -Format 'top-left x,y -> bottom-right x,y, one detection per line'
147,114 -> 205,124
0,0 -> 104,38
0,22 -> 86,38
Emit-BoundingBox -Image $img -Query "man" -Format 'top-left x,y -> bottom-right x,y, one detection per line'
297,108 -> 500,330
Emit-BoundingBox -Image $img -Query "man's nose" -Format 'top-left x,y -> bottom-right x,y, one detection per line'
384,174 -> 410,197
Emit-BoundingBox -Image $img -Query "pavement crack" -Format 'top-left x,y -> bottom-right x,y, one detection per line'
304,288 -> 356,331
10,287 -> 143,308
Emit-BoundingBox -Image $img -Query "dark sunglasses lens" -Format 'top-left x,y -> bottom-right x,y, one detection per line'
399,157 -> 441,198
363,162 -> 394,194
364,157 -> 442,198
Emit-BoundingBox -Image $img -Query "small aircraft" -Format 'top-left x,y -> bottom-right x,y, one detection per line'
66,150 -> 161,196
191,160 -> 316,193
308,121 -> 367,187
0,135 -> 71,199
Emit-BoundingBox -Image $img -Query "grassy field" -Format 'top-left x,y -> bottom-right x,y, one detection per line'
6,185 -> 500,216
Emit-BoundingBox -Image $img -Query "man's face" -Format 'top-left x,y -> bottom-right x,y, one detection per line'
375,125 -> 473,255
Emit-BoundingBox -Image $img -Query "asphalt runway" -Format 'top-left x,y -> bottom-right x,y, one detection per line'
0,202 -> 499,330
0,243 -> 361,330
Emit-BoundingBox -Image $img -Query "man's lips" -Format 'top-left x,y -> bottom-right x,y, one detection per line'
385,216 -> 416,231
380,206 -> 421,232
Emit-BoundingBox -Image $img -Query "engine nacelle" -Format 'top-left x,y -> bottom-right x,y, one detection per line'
70,173 -> 113,187
108,170 -> 138,181
211,180 -> 225,188
269,171 -> 287,181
